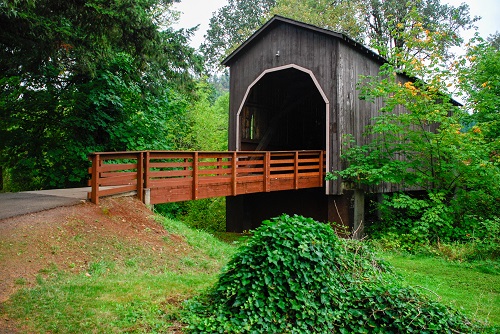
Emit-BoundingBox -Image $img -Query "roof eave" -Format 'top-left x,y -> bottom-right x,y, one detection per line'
221,15 -> 385,66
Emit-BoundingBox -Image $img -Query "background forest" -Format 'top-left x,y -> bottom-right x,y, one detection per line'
1,0 -> 499,256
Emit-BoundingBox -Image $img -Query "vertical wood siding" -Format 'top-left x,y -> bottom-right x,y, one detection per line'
226,20 -> 398,195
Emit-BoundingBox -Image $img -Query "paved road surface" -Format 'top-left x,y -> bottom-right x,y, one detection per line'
0,188 -> 89,220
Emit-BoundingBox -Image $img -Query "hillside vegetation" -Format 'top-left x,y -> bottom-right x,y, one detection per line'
0,197 -> 236,332
1,198 -> 499,333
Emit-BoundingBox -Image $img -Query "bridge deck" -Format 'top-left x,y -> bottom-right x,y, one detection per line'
88,150 -> 325,205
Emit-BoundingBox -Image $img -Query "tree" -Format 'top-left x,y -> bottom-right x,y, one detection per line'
457,35 -> 500,141
361,0 -> 478,60
189,82 -> 229,151
201,0 -> 276,70
326,10 -> 500,244
270,0 -> 365,40
0,0 -> 202,190
202,0 -> 478,70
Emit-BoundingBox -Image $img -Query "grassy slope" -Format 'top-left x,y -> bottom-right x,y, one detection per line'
4,213 -> 238,333
382,252 -> 500,326
3,201 -> 499,332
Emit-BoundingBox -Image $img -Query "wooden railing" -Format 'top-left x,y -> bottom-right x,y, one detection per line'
88,150 -> 325,205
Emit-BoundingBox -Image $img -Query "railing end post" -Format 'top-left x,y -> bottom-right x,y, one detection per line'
90,153 -> 100,204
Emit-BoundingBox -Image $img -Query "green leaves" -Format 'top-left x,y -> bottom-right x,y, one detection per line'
186,215 -> 480,332
326,12 -> 500,248
0,0 -> 202,190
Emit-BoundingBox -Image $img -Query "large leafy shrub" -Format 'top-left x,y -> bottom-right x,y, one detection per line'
186,215 -> 482,333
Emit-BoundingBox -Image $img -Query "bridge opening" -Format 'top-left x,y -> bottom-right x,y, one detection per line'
227,66 -> 332,232
238,67 -> 327,152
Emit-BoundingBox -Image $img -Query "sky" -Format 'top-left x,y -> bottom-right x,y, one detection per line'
173,0 -> 499,50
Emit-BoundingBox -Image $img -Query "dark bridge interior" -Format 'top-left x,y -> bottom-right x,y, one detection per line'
239,68 -> 326,152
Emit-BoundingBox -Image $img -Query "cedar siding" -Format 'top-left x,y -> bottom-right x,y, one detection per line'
223,16 -> 388,195
222,16 -> 410,232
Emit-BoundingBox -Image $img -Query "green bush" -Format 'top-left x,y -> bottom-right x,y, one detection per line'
466,216 -> 500,260
186,215 -> 482,333
155,197 -> 226,233
366,191 -> 500,260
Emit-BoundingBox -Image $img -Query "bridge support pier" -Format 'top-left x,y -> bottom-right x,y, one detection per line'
144,188 -> 151,206
353,189 -> 365,240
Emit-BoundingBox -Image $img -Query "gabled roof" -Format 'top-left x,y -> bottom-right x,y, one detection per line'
221,15 -> 386,66
221,15 -> 461,106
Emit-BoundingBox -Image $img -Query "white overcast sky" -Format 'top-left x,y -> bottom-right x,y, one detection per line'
173,0 -> 499,49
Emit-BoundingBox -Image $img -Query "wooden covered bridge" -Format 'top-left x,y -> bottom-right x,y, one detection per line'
89,16 -> 404,233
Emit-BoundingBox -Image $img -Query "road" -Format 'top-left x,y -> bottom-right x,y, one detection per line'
0,188 -> 89,220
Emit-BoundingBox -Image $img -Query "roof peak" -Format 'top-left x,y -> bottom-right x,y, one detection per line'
221,15 -> 384,66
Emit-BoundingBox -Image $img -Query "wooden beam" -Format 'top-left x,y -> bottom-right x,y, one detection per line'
264,151 -> 270,192
319,151 -> 324,188
231,152 -> 237,196
193,152 -> 199,200
144,151 -> 151,189
137,152 -> 144,203
294,151 -> 299,190
90,154 -> 100,204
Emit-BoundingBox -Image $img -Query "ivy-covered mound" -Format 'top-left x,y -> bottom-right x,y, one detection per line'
186,215 -> 482,333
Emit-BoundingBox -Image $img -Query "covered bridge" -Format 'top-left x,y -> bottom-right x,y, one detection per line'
222,15 -> 395,233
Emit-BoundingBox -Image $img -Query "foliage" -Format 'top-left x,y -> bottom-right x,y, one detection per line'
156,197 -> 227,233
457,37 -> 500,143
0,0 -> 202,190
178,198 -> 226,233
201,0 -> 276,70
207,72 -> 230,100
465,217 -> 500,260
203,0 -> 477,70
189,82 -> 229,152
371,192 -> 452,243
326,10 -> 500,248
270,0 -> 365,40
186,215 -> 482,333
361,0 -> 478,61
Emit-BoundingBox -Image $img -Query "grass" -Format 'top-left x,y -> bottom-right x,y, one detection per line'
11,269 -> 216,333
381,252 -> 500,326
5,215 -> 237,333
4,212 -> 500,332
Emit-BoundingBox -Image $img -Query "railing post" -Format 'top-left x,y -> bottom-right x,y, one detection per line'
319,151 -> 324,187
264,151 -> 270,192
294,151 -> 299,190
193,152 -> 199,200
137,152 -> 144,203
90,153 -> 100,205
231,151 -> 237,196
144,151 -> 150,189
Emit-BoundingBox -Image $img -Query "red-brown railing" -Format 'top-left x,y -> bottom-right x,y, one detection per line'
88,150 -> 325,205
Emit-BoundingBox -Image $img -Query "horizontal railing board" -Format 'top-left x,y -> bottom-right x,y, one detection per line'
100,177 -> 138,187
98,185 -> 137,197
88,150 -> 326,205
99,163 -> 138,173
149,170 -> 193,178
